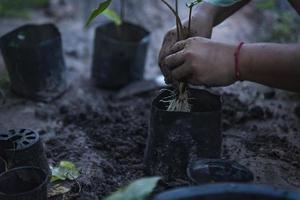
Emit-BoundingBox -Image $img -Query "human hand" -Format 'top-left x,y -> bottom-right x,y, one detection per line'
163,37 -> 237,87
159,4 -> 215,83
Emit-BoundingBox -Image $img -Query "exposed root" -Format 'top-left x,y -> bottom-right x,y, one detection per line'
160,84 -> 191,112
166,87 -> 191,112
160,0 -> 195,112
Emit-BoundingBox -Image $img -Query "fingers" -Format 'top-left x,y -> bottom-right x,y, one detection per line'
168,40 -> 186,55
164,50 -> 185,70
159,31 -> 178,83
159,31 -> 177,62
160,40 -> 188,84
171,63 -> 192,82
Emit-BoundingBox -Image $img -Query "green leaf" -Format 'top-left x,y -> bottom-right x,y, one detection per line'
256,0 -> 275,10
85,0 -> 112,27
104,177 -> 161,200
103,9 -> 122,26
51,161 -> 80,183
186,0 -> 202,8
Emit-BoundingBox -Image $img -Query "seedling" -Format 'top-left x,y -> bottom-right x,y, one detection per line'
161,0 -> 202,112
50,161 -> 80,183
85,0 -> 124,27
104,177 -> 161,200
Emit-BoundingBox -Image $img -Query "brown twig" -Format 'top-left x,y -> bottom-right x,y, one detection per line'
120,0 -> 125,22
161,0 -> 184,40
188,6 -> 193,37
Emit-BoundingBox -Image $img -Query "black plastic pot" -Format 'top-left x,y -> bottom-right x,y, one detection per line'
0,129 -> 49,175
153,183 -> 300,200
0,158 -> 6,174
187,159 -> 254,184
0,23 -> 67,102
92,22 -> 150,89
0,167 -> 48,200
144,89 -> 222,179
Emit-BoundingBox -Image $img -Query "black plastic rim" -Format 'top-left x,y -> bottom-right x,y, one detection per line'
95,22 -> 150,45
153,183 -> 300,200
0,129 -> 39,150
0,166 -> 48,197
187,159 -> 254,184
0,24 -> 61,49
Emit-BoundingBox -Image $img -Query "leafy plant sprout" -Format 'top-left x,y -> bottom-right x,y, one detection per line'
120,0 -> 125,21
160,0 -> 202,112
86,0 -> 122,27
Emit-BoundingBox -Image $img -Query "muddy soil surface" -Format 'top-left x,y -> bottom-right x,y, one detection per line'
1,79 -> 300,200
26,83 -> 300,199
0,1 -> 300,199
37,85 -> 300,200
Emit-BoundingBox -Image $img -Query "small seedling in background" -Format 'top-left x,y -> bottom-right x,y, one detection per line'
85,0 -> 124,27
50,160 -> 80,183
104,177 -> 161,200
161,0 -> 202,112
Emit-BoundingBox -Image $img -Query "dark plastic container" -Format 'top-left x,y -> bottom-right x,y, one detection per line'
187,159 -> 254,184
0,167 -> 48,200
0,157 -> 6,174
153,183 -> 300,200
144,89 -> 222,179
92,22 -> 150,89
0,23 -> 67,102
0,129 -> 49,175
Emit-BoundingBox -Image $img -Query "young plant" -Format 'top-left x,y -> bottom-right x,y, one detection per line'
50,161 -> 80,183
104,177 -> 161,200
160,0 -> 202,112
85,0 -> 124,27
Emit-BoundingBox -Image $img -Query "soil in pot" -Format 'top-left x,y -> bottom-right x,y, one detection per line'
92,22 -> 150,89
0,167 -> 48,200
144,88 -> 222,179
0,129 -> 49,175
153,183 -> 300,200
0,23 -> 67,102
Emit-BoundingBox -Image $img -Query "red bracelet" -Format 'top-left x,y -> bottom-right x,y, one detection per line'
234,42 -> 244,81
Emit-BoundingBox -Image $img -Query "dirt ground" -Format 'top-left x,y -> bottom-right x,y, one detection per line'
0,1 -> 300,199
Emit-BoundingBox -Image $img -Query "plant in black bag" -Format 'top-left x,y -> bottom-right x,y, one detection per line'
85,0 -> 150,89
160,0 -> 202,112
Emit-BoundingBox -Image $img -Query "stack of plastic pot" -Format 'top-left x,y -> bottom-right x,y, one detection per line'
0,167 -> 48,200
0,129 -> 49,200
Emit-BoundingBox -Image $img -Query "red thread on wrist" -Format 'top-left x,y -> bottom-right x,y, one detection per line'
234,42 -> 244,81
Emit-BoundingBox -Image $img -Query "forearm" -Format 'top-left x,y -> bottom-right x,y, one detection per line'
240,43 -> 300,92
288,0 -> 300,15
195,0 -> 251,27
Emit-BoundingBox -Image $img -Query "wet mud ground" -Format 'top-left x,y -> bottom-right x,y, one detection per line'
0,1 -> 300,199
1,80 -> 300,199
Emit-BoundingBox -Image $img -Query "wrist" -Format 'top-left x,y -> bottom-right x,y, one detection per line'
239,43 -> 253,81
196,2 -> 219,25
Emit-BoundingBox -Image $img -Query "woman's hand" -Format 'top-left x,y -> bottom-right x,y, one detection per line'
163,37 -> 237,87
159,3 -> 216,83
